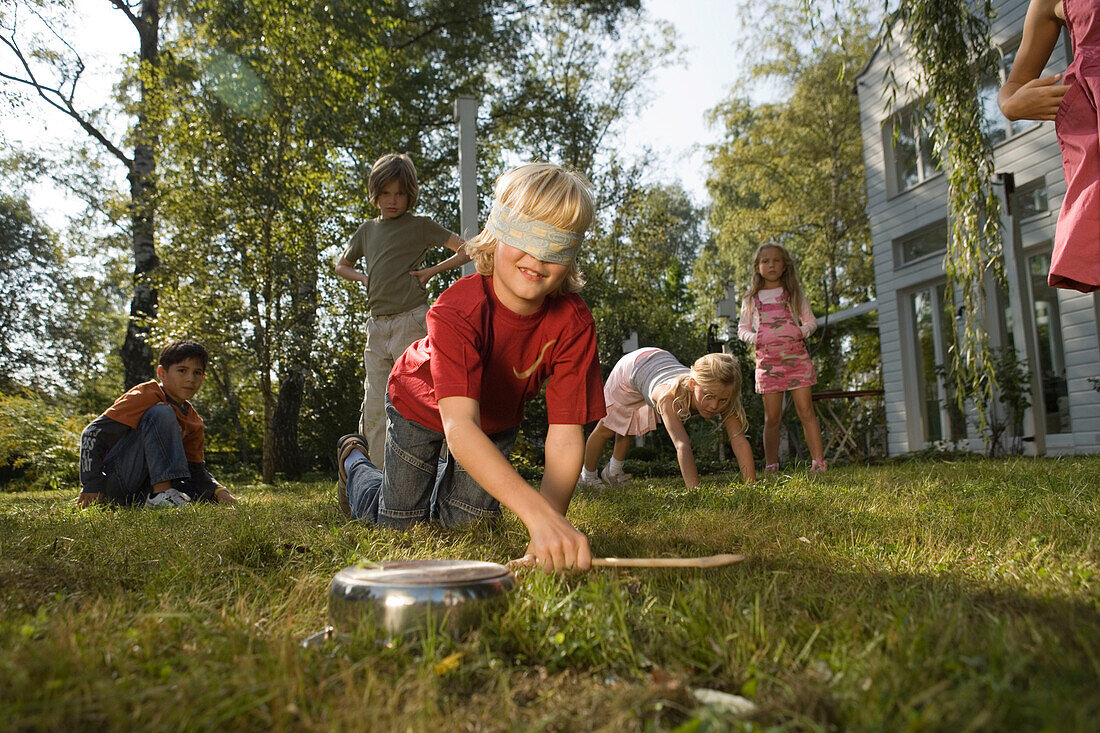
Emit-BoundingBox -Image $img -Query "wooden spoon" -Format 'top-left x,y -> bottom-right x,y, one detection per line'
507,553 -> 744,570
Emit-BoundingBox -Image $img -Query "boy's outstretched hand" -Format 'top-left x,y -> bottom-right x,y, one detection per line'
523,508 -> 592,572
438,396 -> 590,573
214,487 -> 238,505
77,492 -> 101,508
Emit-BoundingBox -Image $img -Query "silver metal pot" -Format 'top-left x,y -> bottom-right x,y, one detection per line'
327,559 -> 516,638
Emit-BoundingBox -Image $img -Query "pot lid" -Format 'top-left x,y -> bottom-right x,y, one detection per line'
337,559 -> 513,586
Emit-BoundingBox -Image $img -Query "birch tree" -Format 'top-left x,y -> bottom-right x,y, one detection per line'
1,0 -> 166,387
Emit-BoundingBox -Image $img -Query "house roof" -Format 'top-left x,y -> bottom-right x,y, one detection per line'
855,12 -> 904,84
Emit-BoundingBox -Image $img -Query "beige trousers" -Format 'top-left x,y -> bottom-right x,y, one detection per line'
359,304 -> 429,467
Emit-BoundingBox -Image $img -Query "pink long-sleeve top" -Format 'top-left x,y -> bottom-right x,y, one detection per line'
737,287 -> 817,345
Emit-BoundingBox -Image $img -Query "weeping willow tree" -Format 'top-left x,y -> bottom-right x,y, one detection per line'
890,0 -> 1003,440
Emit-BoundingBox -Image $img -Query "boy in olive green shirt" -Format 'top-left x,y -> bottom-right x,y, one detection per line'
335,153 -> 469,464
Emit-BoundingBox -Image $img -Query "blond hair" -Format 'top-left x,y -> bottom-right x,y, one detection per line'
368,153 -> 418,210
745,243 -> 808,326
668,353 -> 748,436
466,162 -> 594,294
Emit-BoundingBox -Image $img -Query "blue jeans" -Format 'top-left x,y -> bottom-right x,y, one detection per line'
102,404 -> 191,505
347,398 -> 518,528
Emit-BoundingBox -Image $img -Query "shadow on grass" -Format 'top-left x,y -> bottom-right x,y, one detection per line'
490,551 -> 1100,729
2,466 -> 1099,730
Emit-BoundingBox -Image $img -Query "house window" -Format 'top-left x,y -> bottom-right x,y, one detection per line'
979,47 -> 1040,145
887,103 -> 941,193
1016,178 -> 1048,219
897,219 -> 950,265
912,288 -> 944,443
1028,252 -> 1071,434
908,284 -> 967,445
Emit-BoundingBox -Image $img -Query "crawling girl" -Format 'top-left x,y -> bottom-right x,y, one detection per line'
578,350 -> 755,488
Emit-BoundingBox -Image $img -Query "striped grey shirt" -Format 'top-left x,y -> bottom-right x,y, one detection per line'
630,349 -> 689,409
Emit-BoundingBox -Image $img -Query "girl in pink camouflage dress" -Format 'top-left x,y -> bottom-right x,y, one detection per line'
738,244 -> 826,474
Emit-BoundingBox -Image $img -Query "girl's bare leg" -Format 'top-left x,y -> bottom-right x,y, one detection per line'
612,433 -> 631,461
583,420 -> 617,472
762,391 -> 785,466
790,386 -> 825,462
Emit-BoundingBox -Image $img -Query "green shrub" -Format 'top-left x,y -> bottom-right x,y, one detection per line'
0,392 -> 86,490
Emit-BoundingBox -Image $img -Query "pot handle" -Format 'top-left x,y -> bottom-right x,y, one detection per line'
507,553 -> 744,570
592,553 -> 744,568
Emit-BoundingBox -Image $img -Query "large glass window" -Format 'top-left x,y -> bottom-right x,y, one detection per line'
1028,252 -> 1071,434
912,289 -> 943,443
978,75 -> 1008,146
1016,178 -> 1049,219
908,284 -> 966,445
897,220 -> 950,265
981,48 -> 1040,145
888,104 -> 941,193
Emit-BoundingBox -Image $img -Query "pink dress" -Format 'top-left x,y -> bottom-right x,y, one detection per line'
752,293 -> 817,394
1052,0 -> 1100,292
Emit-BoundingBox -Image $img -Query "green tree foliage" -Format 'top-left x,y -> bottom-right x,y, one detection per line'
0,194 -> 62,389
584,181 -> 708,365
154,0 -> 388,480
0,391 -> 84,489
1,0 -> 169,387
699,2 -> 878,390
485,2 -> 671,175
149,0 -> 660,478
0,191 -> 127,399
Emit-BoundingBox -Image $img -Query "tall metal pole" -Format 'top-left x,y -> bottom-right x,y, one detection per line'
454,95 -> 478,276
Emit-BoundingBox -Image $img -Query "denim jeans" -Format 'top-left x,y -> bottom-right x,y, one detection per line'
347,398 -> 518,528
102,404 -> 191,505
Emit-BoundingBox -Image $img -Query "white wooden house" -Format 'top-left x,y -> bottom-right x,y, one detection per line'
853,0 -> 1099,455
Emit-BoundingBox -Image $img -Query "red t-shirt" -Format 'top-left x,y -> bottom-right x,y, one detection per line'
389,274 -> 606,435
103,380 -> 206,463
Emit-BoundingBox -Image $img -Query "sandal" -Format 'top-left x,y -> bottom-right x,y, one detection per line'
336,433 -> 369,516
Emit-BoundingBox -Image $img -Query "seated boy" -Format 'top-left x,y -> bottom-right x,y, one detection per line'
336,162 -> 605,572
334,153 -> 470,466
78,340 -> 236,508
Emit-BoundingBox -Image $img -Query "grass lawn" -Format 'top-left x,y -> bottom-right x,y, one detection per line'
1,456 -> 1098,731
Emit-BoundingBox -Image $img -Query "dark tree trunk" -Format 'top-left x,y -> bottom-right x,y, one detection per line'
120,0 -> 161,388
254,283 -> 275,484
261,373 -> 275,484
272,369 -> 304,478
272,267 -> 319,478
121,136 -> 159,387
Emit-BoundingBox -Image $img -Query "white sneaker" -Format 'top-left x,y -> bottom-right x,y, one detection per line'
601,466 -> 633,487
145,488 -> 192,509
576,471 -> 602,488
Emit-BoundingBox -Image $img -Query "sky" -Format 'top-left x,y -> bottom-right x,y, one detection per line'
5,3 -> 133,227
6,0 -> 761,224
622,0 -> 762,201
